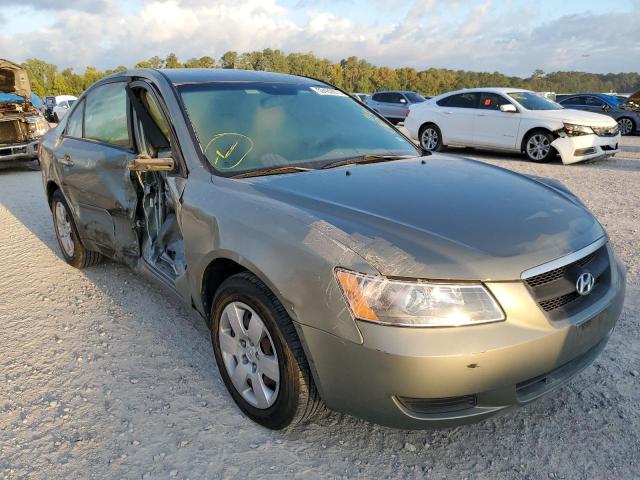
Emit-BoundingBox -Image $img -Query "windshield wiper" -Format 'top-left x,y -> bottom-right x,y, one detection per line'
320,154 -> 416,170
230,165 -> 315,179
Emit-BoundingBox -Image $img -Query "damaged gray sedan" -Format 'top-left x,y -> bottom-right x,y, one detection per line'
39,69 -> 625,430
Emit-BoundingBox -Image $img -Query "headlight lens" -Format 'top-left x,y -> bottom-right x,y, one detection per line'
26,116 -> 50,137
335,269 -> 505,327
563,123 -> 594,136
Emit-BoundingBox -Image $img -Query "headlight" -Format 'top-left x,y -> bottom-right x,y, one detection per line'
563,123 -> 594,136
26,116 -> 50,137
335,269 -> 505,327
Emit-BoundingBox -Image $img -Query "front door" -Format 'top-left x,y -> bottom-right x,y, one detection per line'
473,92 -> 521,149
55,80 -> 140,262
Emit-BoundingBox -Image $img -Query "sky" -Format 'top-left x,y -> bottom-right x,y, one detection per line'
2,0 -> 639,76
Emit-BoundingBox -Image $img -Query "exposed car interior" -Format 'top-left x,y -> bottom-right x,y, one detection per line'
128,85 -> 186,283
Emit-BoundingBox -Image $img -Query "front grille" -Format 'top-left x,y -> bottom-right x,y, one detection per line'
592,125 -> 619,137
397,395 -> 477,415
0,119 -> 28,145
524,244 -> 610,318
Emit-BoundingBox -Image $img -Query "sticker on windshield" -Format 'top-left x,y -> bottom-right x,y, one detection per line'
310,87 -> 347,97
204,133 -> 254,170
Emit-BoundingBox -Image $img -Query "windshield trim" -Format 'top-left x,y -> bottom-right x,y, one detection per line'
174,78 -> 421,178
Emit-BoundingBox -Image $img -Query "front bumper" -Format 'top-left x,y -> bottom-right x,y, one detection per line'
551,133 -> 621,165
0,140 -> 39,162
301,254 -> 625,429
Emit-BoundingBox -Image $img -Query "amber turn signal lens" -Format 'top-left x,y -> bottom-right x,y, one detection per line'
335,270 -> 379,321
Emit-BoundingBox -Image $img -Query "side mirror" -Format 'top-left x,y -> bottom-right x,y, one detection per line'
500,104 -> 517,113
128,155 -> 174,172
399,98 -> 407,104
602,104 -> 610,112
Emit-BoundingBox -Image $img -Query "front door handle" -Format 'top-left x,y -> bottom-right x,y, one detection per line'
477,114 -> 487,117
59,154 -> 74,166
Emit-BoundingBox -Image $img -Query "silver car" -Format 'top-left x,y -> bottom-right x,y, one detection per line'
366,90 -> 428,123
39,69 -> 625,430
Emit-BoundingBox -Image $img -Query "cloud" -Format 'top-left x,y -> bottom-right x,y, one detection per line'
3,0 -> 110,12
2,0 -> 638,76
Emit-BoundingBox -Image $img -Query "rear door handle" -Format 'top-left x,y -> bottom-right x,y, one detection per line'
443,111 -> 452,115
59,154 -> 74,166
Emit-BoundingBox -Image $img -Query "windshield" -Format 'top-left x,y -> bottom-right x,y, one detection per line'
507,92 -> 563,110
405,92 -> 426,103
178,82 -> 418,175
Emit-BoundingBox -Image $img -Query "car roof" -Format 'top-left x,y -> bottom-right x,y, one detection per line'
441,87 -> 532,95
373,90 -> 418,94
117,68 -> 324,86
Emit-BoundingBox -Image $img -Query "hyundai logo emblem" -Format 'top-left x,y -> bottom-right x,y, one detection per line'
576,272 -> 595,296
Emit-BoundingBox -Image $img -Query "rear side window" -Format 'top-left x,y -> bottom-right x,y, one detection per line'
560,96 -> 584,106
437,93 -> 478,108
478,93 -> 512,110
65,100 -> 85,138
388,93 -> 405,103
84,82 -> 130,147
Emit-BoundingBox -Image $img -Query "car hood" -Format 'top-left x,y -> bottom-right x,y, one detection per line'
530,108 -> 618,126
246,156 -> 605,281
0,59 -> 31,100
621,90 -> 640,112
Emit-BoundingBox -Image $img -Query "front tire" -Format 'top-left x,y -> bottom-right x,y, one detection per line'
210,272 -> 323,430
51,190 -> 102,268
419,123 -> 443,151
523,130 -> 555,163
618,117 -> 635,136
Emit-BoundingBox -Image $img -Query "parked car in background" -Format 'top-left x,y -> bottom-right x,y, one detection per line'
44,94 -> 77,122
405,88 -> 621,164
52,97 -> 77,122
352,92 -> 369,103
40,69 -> 625,430
366,90 -> 428,123
0,59 -> 49,168
558,93 -> 640,136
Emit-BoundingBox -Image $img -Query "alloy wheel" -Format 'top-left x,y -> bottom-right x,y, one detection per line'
55,201 -> 75,257
618,118 -> 633,136
526,134 -> 551,161
218,301 -> 280,409
421,127 -> 439,150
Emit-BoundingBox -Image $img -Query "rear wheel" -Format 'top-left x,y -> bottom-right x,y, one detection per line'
210,272 -> 324,430
51,190 -> 102,268
523,130 -> 555,163
618,117 -> 635,136
419,123 -> 443,151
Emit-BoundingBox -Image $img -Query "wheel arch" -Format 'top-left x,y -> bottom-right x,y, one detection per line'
520,126 -> 557,153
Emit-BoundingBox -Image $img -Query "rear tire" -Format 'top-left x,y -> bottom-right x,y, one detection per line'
419,123 -> 443,151
210,272 -> 324,430
618,117 -> 635,136
523,130 -> 556,163
51,190 -> 103,268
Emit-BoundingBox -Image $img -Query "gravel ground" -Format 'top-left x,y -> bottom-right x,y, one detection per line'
0,139 -> 638,480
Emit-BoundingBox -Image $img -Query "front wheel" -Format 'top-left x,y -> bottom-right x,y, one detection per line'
523,130 -> 555,163
419,123 -> 443,151
210,272 -> 324,430
618,117 -> 635,136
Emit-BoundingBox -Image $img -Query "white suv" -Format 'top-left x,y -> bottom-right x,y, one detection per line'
404,88 -> 621,164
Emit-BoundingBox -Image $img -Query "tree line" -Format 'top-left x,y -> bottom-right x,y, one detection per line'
21,50 -> 640,98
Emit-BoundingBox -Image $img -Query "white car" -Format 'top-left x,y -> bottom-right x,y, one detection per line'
51,96 -> 77,122
404,88 -> 621,164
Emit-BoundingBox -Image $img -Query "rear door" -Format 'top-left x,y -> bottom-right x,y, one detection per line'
473,92 -> 521,149
559,96 -> 587,111
436,92 -> 479,144
54,80 -> 140,262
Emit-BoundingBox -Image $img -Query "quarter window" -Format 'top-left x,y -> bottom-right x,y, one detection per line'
84,82 -> 130,147
65,100 -> 85,138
